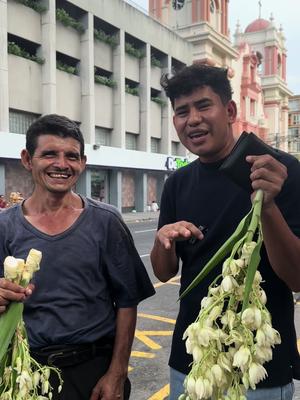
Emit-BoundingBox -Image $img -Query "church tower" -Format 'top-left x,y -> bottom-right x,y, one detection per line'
234,12 -> 292,149
149,0 -> 238,68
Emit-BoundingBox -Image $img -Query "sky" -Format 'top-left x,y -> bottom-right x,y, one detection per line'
126,0 -> 300,95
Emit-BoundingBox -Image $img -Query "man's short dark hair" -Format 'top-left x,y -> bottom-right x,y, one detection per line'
26,114 -> 85,157
160,64 -> 233,108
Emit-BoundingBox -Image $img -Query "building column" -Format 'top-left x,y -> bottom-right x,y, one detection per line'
0,164 -> 5,195
76,168 -> 92,197
282,53 -> 287,81
80,12 -> 95,144
109,170 -> 122,211
0,0 -> 9,132
156,173 -> 167,205
135,171 -> 147,212
112,29 -> 126,148
139,43 -> 151,152
41,0 -> 57,114
160,55 -> 172,155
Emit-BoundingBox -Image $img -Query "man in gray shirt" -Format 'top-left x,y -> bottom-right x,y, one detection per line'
0,114 -> 155,400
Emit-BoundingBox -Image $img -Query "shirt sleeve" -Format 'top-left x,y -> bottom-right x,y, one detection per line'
103,215 -> 155,308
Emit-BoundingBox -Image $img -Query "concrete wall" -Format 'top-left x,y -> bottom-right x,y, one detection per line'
8,55 -> 42,113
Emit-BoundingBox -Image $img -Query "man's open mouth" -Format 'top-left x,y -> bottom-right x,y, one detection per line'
47,172 -> 71,179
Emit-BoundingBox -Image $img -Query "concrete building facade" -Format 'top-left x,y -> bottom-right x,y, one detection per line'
0,0 -> 192,211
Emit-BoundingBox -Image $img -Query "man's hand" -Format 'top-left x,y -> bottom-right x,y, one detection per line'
0,278 -> 34,314
156,221 -> 204,250
90,371 -> 125,400
246,154 -> 287,207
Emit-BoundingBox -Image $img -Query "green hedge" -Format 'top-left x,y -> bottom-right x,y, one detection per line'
56,8 -> 85,34
151,97 -> 167,107
95,75 -> 116,88
94,29 -> 118,48
125,43 -> 144,59
14,0 -> 46,13
125,85 -> 139,96
8,42 -> 44,64
56,60 -> 77,75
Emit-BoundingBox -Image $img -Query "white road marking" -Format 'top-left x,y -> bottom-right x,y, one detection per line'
134,229 -> 156,233
140,254 -> 150,258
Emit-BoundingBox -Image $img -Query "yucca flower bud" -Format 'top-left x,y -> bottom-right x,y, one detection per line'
241,307 -> 262,330
221,276 -> 238,293
232,346 -> 251,370
25,249 -> 42,274
241,242 -> 256,264
3,257 -> 24,281
261,323 -> 281,346
248,362 -> 267,389
186,376 -> 196,395
192,345 -> 203,363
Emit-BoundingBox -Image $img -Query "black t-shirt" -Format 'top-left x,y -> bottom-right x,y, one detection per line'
0,197 -> 155,348
158,152 -> 300,387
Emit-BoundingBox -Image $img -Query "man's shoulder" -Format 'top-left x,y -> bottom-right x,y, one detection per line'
85,197 -> 123,221
0,205 -> 19,220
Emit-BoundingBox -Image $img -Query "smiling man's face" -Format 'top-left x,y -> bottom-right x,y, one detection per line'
22,134 -> 86,195
173,86 -> 237,163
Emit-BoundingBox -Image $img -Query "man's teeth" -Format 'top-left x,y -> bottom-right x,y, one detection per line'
49,173 -> 69,179
190,132 -> 207,138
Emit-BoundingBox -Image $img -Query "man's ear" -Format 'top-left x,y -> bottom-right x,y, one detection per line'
21,149 -> 33,171
227,100 -> 237,124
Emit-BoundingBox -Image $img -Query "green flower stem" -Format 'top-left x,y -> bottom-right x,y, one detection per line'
179,210 -> 254,299
245,189 -> 263,243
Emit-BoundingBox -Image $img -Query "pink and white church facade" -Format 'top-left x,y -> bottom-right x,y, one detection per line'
149,0 -> 292,149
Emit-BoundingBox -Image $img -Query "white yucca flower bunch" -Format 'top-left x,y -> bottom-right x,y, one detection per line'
0,249 -> 63,399
178,190 -> 281,400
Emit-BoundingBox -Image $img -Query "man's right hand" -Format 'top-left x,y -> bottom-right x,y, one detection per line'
155,221 -> 204,250
0,278 -> 33,314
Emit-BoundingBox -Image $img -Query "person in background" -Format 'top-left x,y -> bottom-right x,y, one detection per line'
150,64 -> 300,400
0,114 -> 155,400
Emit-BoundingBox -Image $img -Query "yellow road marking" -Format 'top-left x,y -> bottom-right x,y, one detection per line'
154,275 -> 181,288
135,330 -> 162,350
147,384 -> 169,400
131,351 -> 155,358
141,331 -> 173,336
297,339 -> 300,353
138,313 -> 176,325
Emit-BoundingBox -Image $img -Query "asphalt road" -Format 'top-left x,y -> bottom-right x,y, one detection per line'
126,219 -> 300,400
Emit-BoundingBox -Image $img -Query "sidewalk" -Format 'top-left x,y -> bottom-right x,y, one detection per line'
122,210 -> 160,223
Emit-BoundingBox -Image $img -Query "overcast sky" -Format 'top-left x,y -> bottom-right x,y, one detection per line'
126,0 -> 299,95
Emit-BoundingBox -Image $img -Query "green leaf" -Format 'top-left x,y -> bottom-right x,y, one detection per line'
0,302 -> 23,363
242,231 -> 263,312
179,209 -> 253,300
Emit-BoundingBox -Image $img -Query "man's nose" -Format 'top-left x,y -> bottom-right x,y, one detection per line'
54,154 -> 68,169
187,108 -> 202,126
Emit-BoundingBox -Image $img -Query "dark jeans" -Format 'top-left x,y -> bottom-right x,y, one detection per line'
32,343 -> 131,400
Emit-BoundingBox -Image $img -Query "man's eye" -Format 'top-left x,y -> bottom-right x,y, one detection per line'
43,153 -> 56,158
67,155 -> 80,161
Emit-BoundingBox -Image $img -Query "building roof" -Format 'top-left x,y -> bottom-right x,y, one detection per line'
245,18 -> 271,33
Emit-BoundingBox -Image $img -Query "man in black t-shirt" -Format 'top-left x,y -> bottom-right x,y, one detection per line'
150,64 -> 300,400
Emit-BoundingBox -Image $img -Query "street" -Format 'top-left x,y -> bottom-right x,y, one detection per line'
126,218 -> 300,400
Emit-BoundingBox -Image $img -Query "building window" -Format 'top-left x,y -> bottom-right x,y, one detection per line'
151,138 -> 160,153
126,133 -> 137,150
9,110 -> 39,134
172,141 -> 180,155
293,114 -> 300,125
250,99 -> 256,117
91,169 -> 108,202
95,127 -> 111,146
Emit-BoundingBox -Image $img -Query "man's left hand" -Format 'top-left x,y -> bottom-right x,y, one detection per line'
246,154 -> 287,207
90,371 -> 125,400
